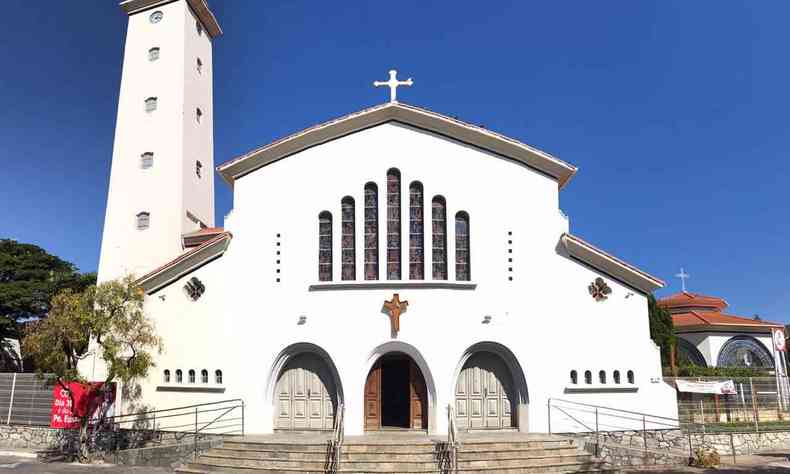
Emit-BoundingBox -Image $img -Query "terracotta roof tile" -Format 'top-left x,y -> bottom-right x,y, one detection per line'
672,311 -> 782,329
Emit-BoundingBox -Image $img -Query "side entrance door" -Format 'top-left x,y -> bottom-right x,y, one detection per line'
275,353 -> 336,430
455,352 -> 514,429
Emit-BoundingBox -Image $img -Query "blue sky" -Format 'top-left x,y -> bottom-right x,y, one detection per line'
0,1 -> 788,321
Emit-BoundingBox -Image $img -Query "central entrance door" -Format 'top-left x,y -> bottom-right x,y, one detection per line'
364,354 -> 427,430
275,353 -> 336,430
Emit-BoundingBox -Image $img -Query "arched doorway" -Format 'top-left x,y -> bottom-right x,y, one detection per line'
271,345 -> 342,431
453,342 -> 529,431
364,352 -> 427,430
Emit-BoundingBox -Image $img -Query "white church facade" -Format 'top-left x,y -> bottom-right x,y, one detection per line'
88,0 -> 678,436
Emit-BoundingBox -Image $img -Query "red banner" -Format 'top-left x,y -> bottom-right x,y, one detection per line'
50,382 -> 116,429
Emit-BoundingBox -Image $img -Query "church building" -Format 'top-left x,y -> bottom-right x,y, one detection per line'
88,0 -> 678,435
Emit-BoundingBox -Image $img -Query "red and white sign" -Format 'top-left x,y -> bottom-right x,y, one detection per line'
773,328 -> 786,352
675,379 -> 736,395
50,382 -> 116,429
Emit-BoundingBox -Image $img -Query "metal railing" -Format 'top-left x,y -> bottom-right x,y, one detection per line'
89,398 -> 245,459
548,398 -> 695,458
325,403 -> 344,474
446,403 -> 459,474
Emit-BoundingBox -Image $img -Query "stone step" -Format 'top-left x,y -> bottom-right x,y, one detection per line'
458,454 -> 595,468
212,447 -> 441,462
178,463 -> 614,474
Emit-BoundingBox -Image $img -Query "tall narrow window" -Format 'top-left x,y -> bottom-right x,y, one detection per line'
136,212 -> 150,230
570,370 -> 578,385
341,196 -> 355,280
148,47 -> 160,61
196,107 -> 202,123
318,211 -> 332,281
627,370 -> 635,384
599,370 -> 606,384
386,169 -> 401,279
163,370 -> 170,383
175,369 -> 183,384
215,370 -> 223,384
140,152 -> 153,169
455,211 -> 470,281
188,369 -> 195,384
613,370 -> 621,384
196,57 -> 203,74
432,196 -> 447,279
409,181 -> 424,280
364,183 -> 378,280
201,369 -> 208,384
584,370 -> 592,384
144,97 -> 157,112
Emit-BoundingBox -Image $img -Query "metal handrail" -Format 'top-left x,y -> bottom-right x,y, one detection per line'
326,403 -> 344,474
93,398 -> 245,425
446,403 -> 459,474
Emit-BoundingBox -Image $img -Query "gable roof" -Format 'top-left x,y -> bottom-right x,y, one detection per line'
673,311 -> 782,331
217,101 -> 577,188
560,233 -> 665,294
658,291 -> 728,312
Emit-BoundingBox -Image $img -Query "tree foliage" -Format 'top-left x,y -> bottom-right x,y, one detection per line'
22,276 -> 162,460
0,239 -> 96,334
648,293 -> 675,367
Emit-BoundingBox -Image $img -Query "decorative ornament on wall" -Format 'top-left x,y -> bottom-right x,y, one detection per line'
184,277 -> 205,301
588,277 -> 612,302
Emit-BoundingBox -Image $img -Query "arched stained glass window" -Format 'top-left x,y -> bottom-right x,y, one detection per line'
570,370 -> 577,385
432,196 -> 447,280
386,169 -> 401,279
677,338 -> 708,367
584,370 -> 592,384
341,197 -> 355,280
717,336 -> 773,368
409,181 -> 424,280
318,211 -> 332,281
613,370 -> 621,384
364,183 -> 378,280
455,211 -> 470,281
599,370 -> 606,384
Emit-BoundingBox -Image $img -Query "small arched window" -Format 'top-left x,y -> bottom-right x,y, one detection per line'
341,196 -> 355,280
318,211 -> 332,281
196,108 -> 202,123
188,369 -> 196,384
455,211 -> 470,281
409,181 -> 424,280
140,152 -> 153,169
196,57 -> 202,74
175,369 -> 183,384
613,370 -> 621,384
163,370 -> 170,383
215,370 -> 223,384
144,97 -> 158,112
627,370 -> 635,384
196,20 -> 203,36
432,196 -> 447,280
599,370 -> 606,384
570,370 -> 577,385
148,47 -> 160,61
201,369 -> 208,384
584,370 -> 592,384
386,168 -> 401,280
195,160 -> 202,178
136,212 -> 150,230
364,183 -> 379,280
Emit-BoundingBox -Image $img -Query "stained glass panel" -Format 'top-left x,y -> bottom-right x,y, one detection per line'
341,197 -> 355,280
455,211 -> 470,281
432,196 -> 447,280
364,183 -> 378,280
386,169 -> 401,279
318,212 -> 332,281
409,181 -> 424,280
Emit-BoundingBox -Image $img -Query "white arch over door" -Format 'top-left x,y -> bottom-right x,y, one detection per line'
452,341 -> 529,432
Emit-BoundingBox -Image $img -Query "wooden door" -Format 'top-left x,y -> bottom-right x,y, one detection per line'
409,361 -> 427,429
455,352 -> 514,429
364,362 -> 381,430
275,353 -> 335,430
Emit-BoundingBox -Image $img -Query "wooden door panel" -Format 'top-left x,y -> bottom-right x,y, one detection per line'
275,354 -> 336,430
455,353 -> 516,430
409,361 -> 426,430
364,363 -> 381,430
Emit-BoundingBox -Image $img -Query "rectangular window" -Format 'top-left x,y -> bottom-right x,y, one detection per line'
148,47 -> 160,61
145,97 -> 157,112
140,152 -> 153,169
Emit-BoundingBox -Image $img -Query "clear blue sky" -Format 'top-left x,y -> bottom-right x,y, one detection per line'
0,1 -> 788,321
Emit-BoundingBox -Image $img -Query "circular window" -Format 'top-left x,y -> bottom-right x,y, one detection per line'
149,11 -> 163,23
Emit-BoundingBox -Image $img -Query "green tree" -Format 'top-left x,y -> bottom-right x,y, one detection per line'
648,294 -> 675,367
22,276 -> 162,461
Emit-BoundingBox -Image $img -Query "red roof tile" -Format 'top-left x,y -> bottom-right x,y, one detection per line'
672,311 -> 782,329
658,291 -> 728,312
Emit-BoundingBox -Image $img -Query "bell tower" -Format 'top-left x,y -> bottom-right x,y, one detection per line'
96,0 -> 222,282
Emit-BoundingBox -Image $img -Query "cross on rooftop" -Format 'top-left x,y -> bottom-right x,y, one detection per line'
373,70 -> 413,103
675,267 -> 690,292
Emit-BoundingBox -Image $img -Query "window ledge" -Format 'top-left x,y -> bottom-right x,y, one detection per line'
564,385 -> 638,393
309,281 -> 477,291
156,385 -> 226,393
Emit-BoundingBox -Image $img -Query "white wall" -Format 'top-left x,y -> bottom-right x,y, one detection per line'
129,123 -> 677,435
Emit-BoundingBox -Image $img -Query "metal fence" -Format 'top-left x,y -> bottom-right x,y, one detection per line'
0,373 -> 54,426
667,376 -> 790,431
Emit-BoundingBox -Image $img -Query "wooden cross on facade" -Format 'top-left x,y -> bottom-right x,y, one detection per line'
383,293 -> 409,338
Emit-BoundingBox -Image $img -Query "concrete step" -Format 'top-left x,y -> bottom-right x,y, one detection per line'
458,454 -> 595,469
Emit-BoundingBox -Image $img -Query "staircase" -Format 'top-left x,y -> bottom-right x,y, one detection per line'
175,432 -> 616,473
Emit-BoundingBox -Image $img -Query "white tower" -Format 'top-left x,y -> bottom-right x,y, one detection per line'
97,0 -> 222,283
